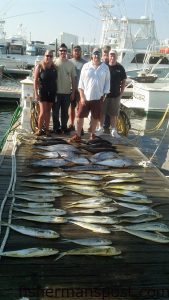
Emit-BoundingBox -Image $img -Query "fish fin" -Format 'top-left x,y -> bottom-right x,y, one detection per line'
54,252 -> 66,261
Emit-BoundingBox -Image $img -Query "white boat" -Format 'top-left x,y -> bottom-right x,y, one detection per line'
98,2 -> 169,77
122,74 -> 169,113
26,41 -> 46,56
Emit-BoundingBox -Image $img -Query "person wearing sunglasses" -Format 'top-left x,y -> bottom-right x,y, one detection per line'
52,43 -> 76,134
69,48 -> 110,142
34,50 -> 57,136
69,45 -> 86,133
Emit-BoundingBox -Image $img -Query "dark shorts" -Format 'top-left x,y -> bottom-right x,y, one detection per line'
39,90 -> 56,103
77,99 -> 102,119
70,90 -> 80,108
103,96 -> 121,116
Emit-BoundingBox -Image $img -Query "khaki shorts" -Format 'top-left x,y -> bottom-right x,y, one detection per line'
103,96 -> 121,116
77,99 -> 102,119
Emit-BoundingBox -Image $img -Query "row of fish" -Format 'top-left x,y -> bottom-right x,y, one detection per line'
1,135 -> 168,259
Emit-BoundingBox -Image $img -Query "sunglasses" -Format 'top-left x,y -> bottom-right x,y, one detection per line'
59,49 -> 67,53
45,55 -> 53,58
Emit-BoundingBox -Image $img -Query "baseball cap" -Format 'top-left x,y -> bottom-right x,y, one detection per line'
92,47 -> 101,55
73,45 -> 81,51
109,49 -> 118,56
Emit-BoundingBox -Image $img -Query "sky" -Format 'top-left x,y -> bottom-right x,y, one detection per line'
1,0 -> 169,45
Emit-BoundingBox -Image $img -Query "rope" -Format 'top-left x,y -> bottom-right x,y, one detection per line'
131,104 -> 169,134
0,131 -> 18,257
0,106 -> 22,152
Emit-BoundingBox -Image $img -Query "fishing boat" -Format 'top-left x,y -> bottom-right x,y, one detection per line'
98,2 -> 169,77
122,73 -> 169,114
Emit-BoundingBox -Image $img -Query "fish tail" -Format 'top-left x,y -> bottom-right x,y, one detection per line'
54,252 -> 66,261
59,239 -> 69,243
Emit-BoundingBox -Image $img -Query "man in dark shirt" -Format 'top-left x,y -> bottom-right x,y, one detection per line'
98,49 -> 127,138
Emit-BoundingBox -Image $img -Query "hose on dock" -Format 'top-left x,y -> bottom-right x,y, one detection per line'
0,105 -> 22,152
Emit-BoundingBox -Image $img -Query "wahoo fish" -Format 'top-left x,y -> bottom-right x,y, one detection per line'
62,237 -> 113,246
94,158 -> 134,168
112,222 -> 169,232
0,248 -> 59,258
13,215 -> 67,223
70,220 -> 112,233
31,158 -> 68,168
104,184 -> 143,191
13,207 -> 66,216
1,223 -> 60,238
55,246 -> 121,261
68,215 -> 118,224
113,228 -> 169,243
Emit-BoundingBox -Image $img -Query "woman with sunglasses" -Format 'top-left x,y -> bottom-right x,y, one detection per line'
34,50 -> 57,136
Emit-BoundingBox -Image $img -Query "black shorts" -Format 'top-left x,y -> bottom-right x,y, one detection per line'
70,90 -> 80,108
39,90 -> 56,103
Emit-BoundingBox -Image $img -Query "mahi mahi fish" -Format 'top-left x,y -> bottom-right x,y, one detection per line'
61,237 -> 113,246
70,207 -> 118,214
2,223 -> 60,238
112,222 -> 169,232
104,184 -> 143,191
13,207 -> 66,216
113,228 -> 169,243
70,220 -> 112,233
0,248 -> 59,258
105,178 -> 143,184
19,182 -> 64,190
13,215 -> 67,224
14,202 -> 54,208
55,246 -> 121,261
68,215 -> 118,224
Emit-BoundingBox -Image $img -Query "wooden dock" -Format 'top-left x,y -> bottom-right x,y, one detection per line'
0,130 -> 169,300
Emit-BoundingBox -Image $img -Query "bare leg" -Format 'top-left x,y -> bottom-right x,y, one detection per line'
38,102 -> 45,131
76,118 -> 84,137
44,102 -> 53,130
69,106 -> 75,126
91,117 -> 98,136
110,116 -> 117,129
